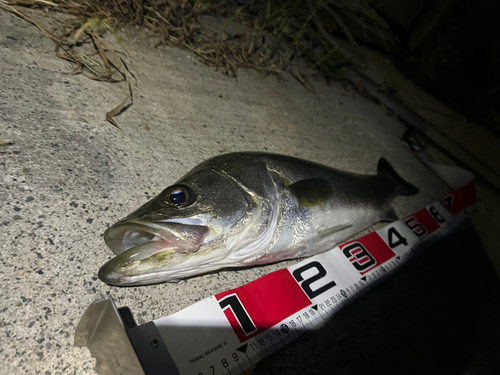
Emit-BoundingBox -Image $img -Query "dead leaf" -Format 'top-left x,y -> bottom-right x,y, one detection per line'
91,32 -> 111,71
106,95 -> 132,131
144,125 -> 151,131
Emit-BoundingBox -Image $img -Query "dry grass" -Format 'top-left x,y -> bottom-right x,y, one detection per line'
0,0 -> 394,128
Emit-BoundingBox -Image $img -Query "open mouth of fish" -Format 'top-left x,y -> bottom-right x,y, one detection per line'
99,218 -> 210,284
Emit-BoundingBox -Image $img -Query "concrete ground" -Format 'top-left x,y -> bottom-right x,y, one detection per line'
1,8 -> 499,375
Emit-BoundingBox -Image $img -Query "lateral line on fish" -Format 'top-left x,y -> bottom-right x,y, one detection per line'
317,224 -> 353,238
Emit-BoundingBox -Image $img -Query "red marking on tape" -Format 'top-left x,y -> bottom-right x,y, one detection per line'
216,269 -> 311,342
440,181 -> 475,215
340,232 -> 395,275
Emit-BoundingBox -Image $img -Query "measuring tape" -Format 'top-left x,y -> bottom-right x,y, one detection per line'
76,171 -> 476,375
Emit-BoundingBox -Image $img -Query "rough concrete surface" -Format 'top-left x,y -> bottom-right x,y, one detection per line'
1,8 -> 498,375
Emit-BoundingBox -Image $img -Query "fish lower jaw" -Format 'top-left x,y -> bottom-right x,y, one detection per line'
100,239 -> 264,286
101,251 -> 241,286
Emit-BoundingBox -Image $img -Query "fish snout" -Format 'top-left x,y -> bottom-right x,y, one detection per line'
99,220 -> 211,286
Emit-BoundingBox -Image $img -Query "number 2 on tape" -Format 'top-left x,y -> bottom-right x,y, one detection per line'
292,261 -> 337,299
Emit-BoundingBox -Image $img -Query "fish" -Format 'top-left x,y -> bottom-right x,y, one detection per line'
98,152 -> 418,286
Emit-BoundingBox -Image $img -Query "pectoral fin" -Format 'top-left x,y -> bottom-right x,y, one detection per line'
288,178 -> 334,207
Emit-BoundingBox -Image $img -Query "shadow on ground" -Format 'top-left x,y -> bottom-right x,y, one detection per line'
254,221 -> 500,374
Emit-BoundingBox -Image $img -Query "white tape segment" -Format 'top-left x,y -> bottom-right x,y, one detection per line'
153,178 -> 476,375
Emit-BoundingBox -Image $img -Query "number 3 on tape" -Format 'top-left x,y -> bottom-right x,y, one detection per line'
340,232 -> 397,275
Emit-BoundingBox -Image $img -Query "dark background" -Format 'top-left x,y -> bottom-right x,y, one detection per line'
254,221 -> 500,374
378,0 -> 500,131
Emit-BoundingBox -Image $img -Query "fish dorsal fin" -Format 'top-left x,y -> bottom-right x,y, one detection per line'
377,158 -> 419,196
288,178 -> 333,207
317,224 -> 352,238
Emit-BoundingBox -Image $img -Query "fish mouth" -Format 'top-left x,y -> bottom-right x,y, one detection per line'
99,217 -> 210,285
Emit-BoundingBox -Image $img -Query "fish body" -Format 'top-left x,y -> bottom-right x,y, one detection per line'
99,153 -> 418,286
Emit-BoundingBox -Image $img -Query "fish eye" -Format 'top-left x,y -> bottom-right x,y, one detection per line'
164,185 -> 195,207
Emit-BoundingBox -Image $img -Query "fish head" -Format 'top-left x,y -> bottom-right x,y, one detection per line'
99,164 -> 277,286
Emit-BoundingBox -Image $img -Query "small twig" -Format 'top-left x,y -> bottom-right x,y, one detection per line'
304,0 -> 355,64
324,5 -> 364,63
